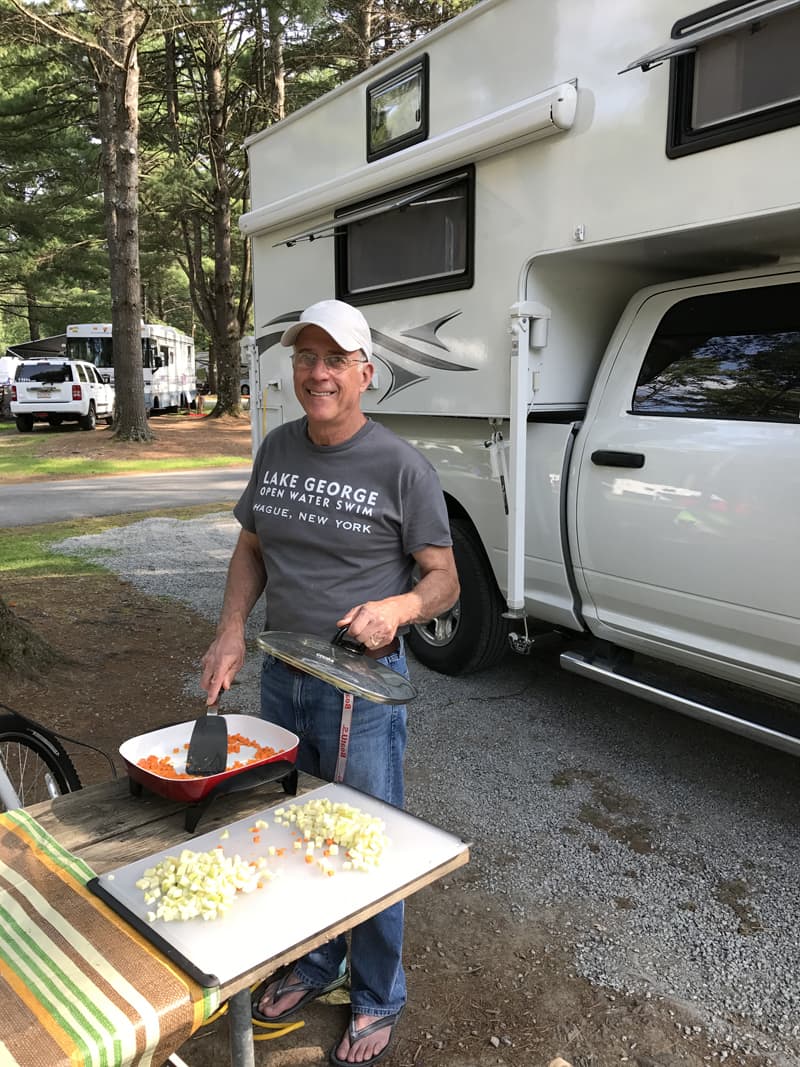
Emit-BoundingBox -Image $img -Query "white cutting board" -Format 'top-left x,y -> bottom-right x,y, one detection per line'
90,783 -> 468,987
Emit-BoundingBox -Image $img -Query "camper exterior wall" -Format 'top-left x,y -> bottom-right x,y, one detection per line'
246,0 -> 800,422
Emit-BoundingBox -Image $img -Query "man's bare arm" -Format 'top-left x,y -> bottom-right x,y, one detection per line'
337,544 -> 459,649
200,530 -> 266,704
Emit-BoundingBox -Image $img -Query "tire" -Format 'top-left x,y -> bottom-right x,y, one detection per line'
79,403 -> 97,430
47,415 -> 64,427
0,713 -> 81,810
407,517 -> 509,675
15,415 -> 34,433
241,384 -> 250,397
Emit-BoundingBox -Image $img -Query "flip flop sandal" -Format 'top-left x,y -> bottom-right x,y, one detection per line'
251,967 -> 349,1025
329,1007 -> 404,1067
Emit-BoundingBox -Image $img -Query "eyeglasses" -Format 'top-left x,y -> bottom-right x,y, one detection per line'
291,351 -> 368,373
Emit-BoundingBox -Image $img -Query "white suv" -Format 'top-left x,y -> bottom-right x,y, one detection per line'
10,359 -> 115,432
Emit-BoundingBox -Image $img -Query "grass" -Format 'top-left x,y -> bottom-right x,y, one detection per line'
0,503 -> 233,580
0,416 -> 249,481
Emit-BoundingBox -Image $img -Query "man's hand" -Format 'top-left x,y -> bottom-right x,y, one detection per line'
200,626 -> 247,706
337,544 -> 459,652
337,600 -> 407,652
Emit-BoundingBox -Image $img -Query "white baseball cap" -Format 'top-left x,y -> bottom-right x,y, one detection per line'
280,300 -> 373,361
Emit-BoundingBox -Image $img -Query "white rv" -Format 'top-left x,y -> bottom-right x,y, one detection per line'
242,0 -> 800,752
65,322 -> 196,414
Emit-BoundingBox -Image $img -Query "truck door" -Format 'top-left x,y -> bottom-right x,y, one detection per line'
571,273 -> 800,689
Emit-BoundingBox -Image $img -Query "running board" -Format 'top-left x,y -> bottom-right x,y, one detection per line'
560,650 -> 800,758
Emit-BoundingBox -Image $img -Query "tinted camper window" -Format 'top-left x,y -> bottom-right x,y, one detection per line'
633,282 -> 800,422
367,54 -> 429,162
335,167 -> 474,305
668,1 -> 800,156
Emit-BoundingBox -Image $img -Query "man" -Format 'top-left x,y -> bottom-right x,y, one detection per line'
201,299 -> 459,1066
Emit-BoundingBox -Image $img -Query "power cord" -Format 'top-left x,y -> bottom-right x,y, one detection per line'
202,988 -> 305,1041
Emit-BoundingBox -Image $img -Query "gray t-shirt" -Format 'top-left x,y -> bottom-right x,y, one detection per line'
234,417 -> 452,636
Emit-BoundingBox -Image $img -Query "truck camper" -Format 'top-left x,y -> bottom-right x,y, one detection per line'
241,0 -> 800,753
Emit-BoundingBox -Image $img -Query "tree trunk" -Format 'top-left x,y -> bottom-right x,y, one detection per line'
205,25 -> 242,419
354,0 -> 374,72
0,597 -> 61,679
266,1 -> 285,122
25,285 -> 41,341
96,0 -> 153,442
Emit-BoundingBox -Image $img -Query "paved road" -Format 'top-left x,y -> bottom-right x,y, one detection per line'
0,467 -> 250,526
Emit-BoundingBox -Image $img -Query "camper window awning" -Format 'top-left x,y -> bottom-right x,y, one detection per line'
274,172 -> 468,247
620,0 -> 800,72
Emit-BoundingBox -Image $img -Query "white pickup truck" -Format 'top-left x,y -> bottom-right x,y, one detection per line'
241,0 -> 800,753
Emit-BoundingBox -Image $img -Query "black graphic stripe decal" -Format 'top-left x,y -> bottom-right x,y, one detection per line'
370,330 -> 473,372
400,311 -> 462,352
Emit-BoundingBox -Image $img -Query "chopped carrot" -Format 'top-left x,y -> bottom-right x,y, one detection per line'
304,854 -> 313,864
137,733 -> 281,781
252,835 -> 261,844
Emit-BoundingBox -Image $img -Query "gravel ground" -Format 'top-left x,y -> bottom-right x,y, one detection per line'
54,514 -> 800,1066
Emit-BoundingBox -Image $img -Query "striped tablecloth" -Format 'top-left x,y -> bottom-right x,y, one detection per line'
0,809 -> 219,1066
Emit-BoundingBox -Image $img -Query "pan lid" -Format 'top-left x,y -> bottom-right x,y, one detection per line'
256,629 -> 418,704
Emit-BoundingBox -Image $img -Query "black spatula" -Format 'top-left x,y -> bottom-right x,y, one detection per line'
185,703 -> 228,777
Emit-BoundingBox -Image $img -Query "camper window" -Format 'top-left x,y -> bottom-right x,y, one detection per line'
666,0 -> 800,156
367,54 -> 429,162
335,166 -> 474,305
632,281 -> 800,422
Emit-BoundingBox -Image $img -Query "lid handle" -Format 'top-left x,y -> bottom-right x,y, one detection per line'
331,626 -> 366,655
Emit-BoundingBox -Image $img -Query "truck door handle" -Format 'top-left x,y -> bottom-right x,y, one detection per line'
591,450 -> 645,468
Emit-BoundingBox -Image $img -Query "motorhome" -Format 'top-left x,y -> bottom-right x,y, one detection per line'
241,0 -> 800,752
65,322 -> 196,414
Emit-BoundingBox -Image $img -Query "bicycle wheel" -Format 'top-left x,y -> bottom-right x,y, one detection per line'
0,713 -> 81,810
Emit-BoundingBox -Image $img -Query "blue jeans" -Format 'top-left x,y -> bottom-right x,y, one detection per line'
260,641 -> 409,1017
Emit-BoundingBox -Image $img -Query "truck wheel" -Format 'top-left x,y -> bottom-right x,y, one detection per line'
79,403 -> 97,431
47,415 -> 64,427
407,517 -> 509,675
15,415 -> 34,433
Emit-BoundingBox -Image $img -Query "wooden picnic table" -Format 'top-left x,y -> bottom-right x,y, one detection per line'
10,772 -> 468,1067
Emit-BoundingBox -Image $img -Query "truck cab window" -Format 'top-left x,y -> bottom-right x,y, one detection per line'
633,282 -> 800,422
